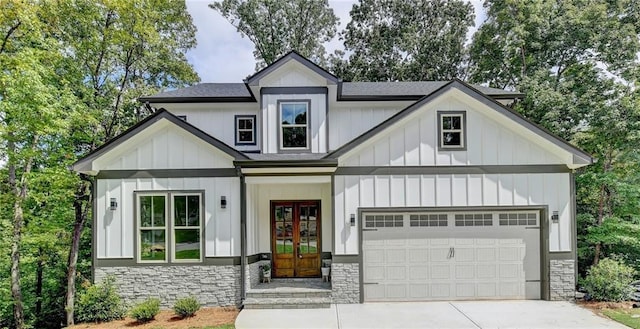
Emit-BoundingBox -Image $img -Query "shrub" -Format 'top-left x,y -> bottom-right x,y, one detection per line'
129,298 -> 160,323
75,276 -> 126,323
582,258 -> 636,302
173,296 -> 200,318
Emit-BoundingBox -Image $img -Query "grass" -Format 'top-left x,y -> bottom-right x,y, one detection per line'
275,244 -> 317,253
175,249 -> 200,259
602,308 -> 640,329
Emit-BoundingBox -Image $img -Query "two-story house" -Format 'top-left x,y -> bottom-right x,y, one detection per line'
73,51 -> 592,308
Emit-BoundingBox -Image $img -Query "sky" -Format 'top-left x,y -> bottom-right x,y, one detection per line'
185,0 -> 486,83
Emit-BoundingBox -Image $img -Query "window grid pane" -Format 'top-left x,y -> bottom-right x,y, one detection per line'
281,102 -> 308,149
440,113 -> 465,148
409,214 -> 448,227
498,212 -> 538,226
454,213 -> 493,227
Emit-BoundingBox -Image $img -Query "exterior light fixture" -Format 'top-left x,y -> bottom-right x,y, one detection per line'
221,196 -> 227,209
551,211 -> 559,223
109,198 -> 118,211
350,214 -> 356,226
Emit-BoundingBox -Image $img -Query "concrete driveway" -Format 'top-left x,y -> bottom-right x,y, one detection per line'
235,301 -> 627,329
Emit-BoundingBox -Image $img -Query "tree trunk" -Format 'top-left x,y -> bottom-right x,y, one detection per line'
10,200 -> 25,329
65,179 -> 91,327
593,155 -> 612,266
35,248 -> 44,319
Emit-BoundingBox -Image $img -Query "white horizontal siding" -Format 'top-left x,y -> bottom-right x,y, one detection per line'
340,93 -> 567,166
262,94 -> 327,153
95,177 -> 240,259
97,121 -> 235,170
334,173 -> 571,255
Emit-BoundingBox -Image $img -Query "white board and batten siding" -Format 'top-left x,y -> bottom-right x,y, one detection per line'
261,93 -> 327,153
94,119 -> 241,259
334,90 -> 575,255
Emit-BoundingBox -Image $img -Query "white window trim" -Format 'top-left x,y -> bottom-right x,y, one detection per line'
279,101 -> 310,151
235,115 -> 256,145
438,111 -> 466,150
171,193 -> 204,263
136,191 -> 204,264
136,193 -> 169,264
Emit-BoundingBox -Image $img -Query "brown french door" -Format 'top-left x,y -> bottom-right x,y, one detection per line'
271,201 -> 321,277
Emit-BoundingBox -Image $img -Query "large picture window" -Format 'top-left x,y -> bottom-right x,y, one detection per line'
279,101 -> 309,150
137,192 -> 203,263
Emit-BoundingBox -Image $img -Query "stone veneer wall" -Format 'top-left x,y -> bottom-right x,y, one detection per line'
95,265 -> 241,307
550,259 -> 575,301
246,260 -> 271,289
331,263 -> 359,303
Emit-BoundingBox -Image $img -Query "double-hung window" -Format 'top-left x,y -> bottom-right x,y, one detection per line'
279,101 -> 309,150
438,111 -> 466,150
137,192 -> 203,263
235,115 -> 256,145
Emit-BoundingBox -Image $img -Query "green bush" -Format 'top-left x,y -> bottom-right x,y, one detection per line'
129,298 -> 160,323
173,296 -> 200,318
75,276 -> 126,323
582,258 -> 636,302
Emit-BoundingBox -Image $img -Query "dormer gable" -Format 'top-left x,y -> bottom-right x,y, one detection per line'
245,51 -> 338,87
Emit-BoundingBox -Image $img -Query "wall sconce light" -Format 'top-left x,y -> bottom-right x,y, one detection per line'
350,214 -> 356,226
551,211 -> 559,223
109,198 -> 118,211
221,196 -> 227,209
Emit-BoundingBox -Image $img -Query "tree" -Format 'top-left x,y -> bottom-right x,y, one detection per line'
0,2 -> 79,328
211,0 -> 339,70
332,0 -> 474,81
469,0 -> 640,274
55,1 -> 199,325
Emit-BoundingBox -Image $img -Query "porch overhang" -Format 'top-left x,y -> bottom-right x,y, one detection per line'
235,159 -> 337,176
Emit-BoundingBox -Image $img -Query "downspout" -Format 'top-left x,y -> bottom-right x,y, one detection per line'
239,167 -> 247,307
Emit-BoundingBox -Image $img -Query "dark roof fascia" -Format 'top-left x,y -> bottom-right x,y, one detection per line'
139,96 -> 257,103
73,109 -> 248,172
488,93 -> 525,99
245,50 -> 339,86
234,159 -> 338,168
326,79 -> 593,164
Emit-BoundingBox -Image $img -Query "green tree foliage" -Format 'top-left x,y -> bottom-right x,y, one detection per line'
333,0 -> 474,81
0,1 -> 199,328
469,0 -> 640,275
210,0 -> 339,70
582,258 -> 636,302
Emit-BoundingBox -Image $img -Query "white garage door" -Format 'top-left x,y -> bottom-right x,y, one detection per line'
362,211 -> 540,302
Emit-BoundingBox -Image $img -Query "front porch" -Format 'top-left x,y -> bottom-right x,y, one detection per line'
243,278 -> 332,309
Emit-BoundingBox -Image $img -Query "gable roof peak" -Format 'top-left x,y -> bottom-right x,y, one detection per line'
244,50 -> 339,86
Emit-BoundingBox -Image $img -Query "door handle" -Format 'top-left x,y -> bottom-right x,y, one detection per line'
297,244 -> 302,258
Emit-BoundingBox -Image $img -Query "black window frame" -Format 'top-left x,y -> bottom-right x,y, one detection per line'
437,111 -> 467,151
234,115 -> 257,146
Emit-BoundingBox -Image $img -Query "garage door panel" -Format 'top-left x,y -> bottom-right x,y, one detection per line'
362,210 -> 541,302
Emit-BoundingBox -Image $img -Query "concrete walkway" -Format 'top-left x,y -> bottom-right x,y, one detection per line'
235,301 -> 627,329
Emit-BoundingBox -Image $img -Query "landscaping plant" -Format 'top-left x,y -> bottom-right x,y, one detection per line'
583,258 -> 636,302
173,296 -> 201,318
75,277 -> 126,323
129,298 -> 160,323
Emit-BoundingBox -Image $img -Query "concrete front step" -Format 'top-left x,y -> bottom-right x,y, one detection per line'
243,297 -> 332,309
246,290 -> 331,299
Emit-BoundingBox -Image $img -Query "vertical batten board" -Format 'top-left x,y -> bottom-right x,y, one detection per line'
420,175 -> 436,206
374,138 -> 390,166
152,127 -> 169,168
498,174 -> 514,205
106,180 -> 122,258
389,130 -> 405,166
513,175 -> 529,205
544,174 -> 560,251
374,175 -> 390,207
528,174 -> 544,205
555,173 -> 571,251
498,129 -> 514,165
344,176 -> 360,254
466,112 -> 483,165
96,180 -> 107,258
390,175 -> 406,207
482,174 -> 499,205
334,179 -> 346,253
452,175 -> 467,206
419,115 -> 436,165
405,175 -> 421,207
467,174 -> 483,206
514,137 -> 531,165
481,120 -> 499,165
405,121 -> 420,165
436,175 -> 452,206
329,105 -> 404,150
122,180 -> 136,258
359,176 -> 375,207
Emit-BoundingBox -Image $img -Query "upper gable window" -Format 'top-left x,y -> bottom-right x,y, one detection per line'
235,115 -> 256,145
438,111 -> 466,150
279,101 -> 310,150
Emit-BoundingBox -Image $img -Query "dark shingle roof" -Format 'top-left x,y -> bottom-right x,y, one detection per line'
341,82 -> 523,99
140,81 -> 522,103
246,153 -> 328,161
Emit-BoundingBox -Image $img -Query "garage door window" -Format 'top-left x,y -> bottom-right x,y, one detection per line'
409,214 -> 448,227
365,215 -> 403,228
499,213 -> 537,226
455,213 -> 493,227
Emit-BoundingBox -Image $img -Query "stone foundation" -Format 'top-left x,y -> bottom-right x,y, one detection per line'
550,259 -> 575,301
331,263 -> 359,303
95,265 -> 241,307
